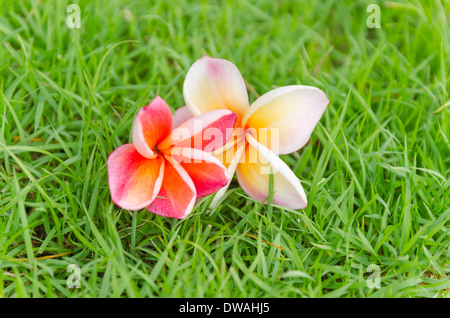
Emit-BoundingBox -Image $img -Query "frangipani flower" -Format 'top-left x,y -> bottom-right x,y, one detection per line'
107,96 -> 237,219
179,56 -> 329,209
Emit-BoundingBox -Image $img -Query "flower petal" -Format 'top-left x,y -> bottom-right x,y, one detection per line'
158,109 -> 237,152
147,155 -> 196,219
183,56 -> 249,124
236,134 -> 307,209
209,139 -> 246,208
211,128 -> 245,168
170,147 -> 228,198
242,85 -> 329,154
107,144 -> 164,210
132,96 -> 173,158
172,105 -> 193,130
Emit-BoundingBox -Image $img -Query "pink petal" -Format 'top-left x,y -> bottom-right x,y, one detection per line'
183,56 -> 249,125
172,105 -> 193,130
170,147 -> 228,198
107,144 -> 164,210
242,85 -> 329,154
132,96 -> 173,159
158,109 -> 237,153
147,155 -> 196,219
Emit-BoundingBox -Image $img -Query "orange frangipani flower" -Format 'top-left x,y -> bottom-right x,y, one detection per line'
107,96 -> 237,219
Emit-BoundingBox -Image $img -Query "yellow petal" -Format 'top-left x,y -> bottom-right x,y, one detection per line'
209,140 -> 246,208
236,134 -> 308,209
242,85 -> 329,154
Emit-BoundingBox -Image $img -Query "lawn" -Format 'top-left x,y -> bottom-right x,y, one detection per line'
0,0 -> 449,298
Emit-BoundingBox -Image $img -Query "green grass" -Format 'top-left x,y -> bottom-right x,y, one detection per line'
0,0 -> 449,298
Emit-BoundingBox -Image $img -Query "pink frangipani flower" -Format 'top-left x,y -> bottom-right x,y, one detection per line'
107,96 -> 237,219
178,56 -> 329,209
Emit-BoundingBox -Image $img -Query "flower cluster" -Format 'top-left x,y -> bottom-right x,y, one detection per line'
107,56 -> 329,219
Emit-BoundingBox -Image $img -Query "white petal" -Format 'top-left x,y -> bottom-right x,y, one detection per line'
236,134 -> 308,209
242,85 -> 329,154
